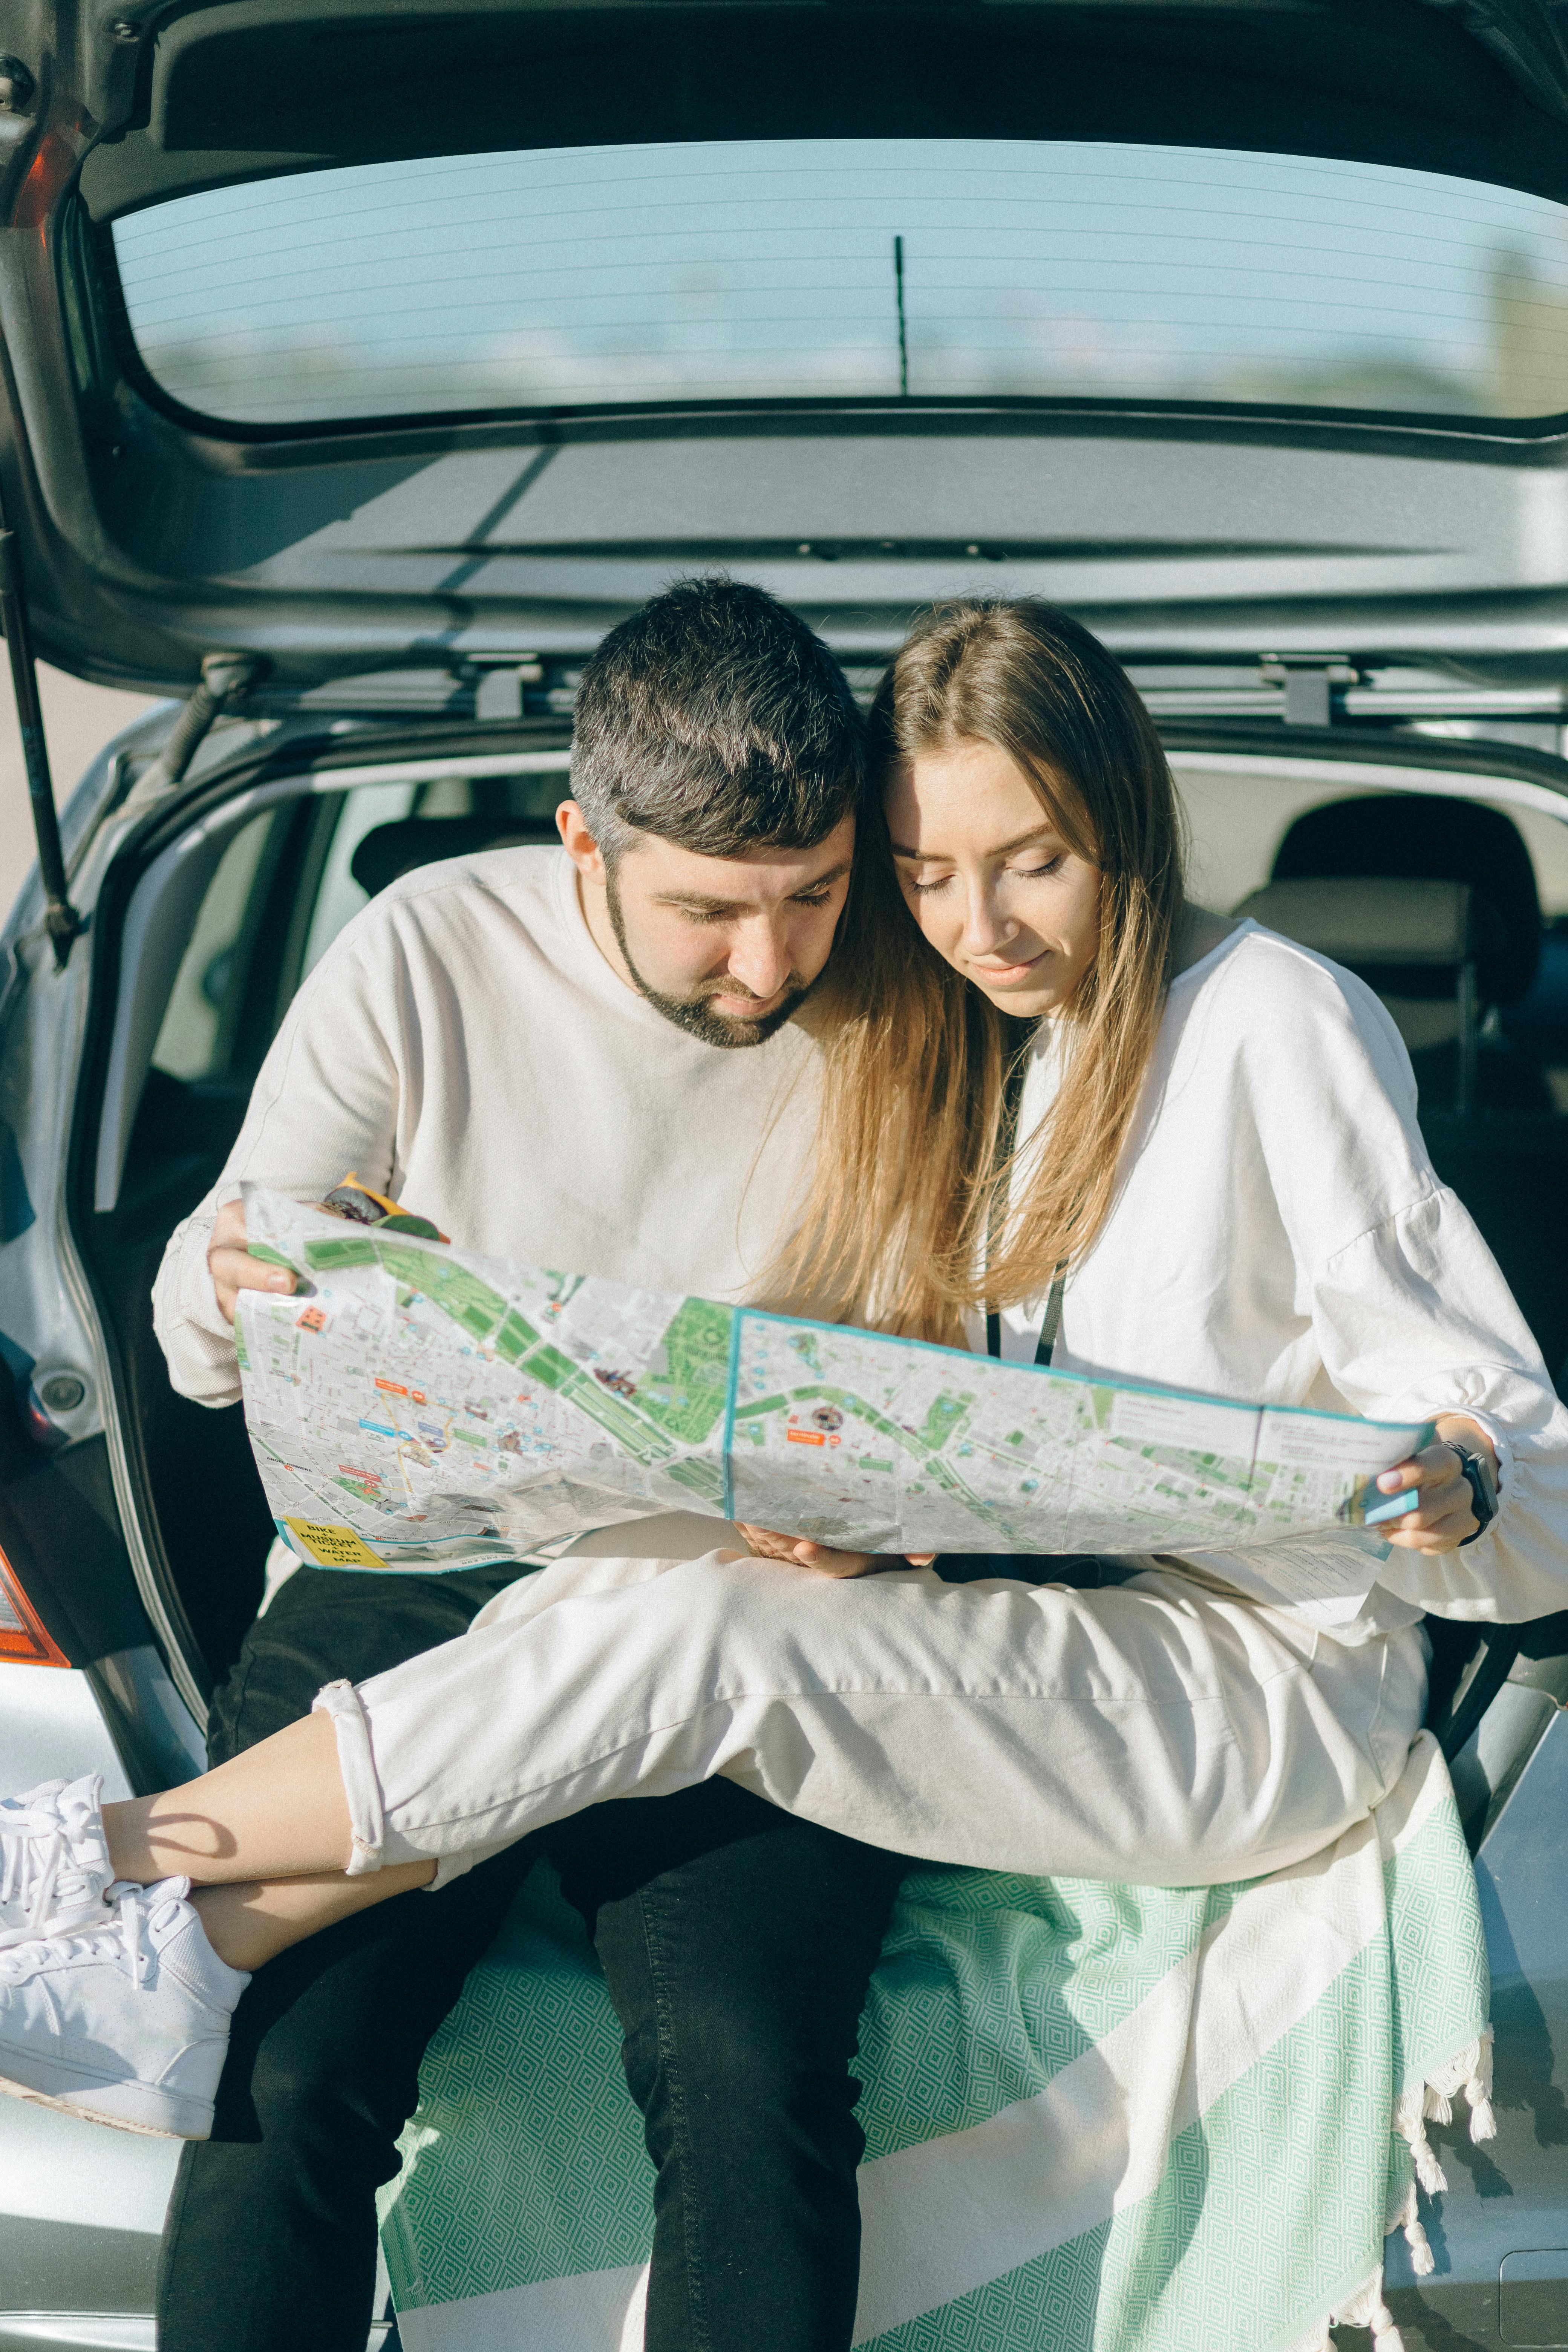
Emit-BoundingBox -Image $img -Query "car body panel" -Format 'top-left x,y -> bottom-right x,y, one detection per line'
0,1663 -> 173,2352
4,1 -> 1568,693
0,1657 -> 130,1795
59,423 -> 1568,680
1384,1703 -> 1568,2347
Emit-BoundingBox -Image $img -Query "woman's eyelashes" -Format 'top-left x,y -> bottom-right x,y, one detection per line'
902,853 -> 1065,896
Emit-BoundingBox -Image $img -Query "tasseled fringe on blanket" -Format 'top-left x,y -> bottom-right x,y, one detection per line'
1391,2027 -> 1497,2215
1290,2031 -> 1495,2352
1422,2027 -> 1498,2146
1329,2275 -> 1409,2350
1283,2274 -> 1413,2352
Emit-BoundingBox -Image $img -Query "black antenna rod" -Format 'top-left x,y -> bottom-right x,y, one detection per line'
893,234 -> 909,398
0,502 -> 81,967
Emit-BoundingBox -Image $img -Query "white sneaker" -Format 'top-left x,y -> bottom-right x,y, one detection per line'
0,1876 -> 250,2138
0,1776 -> 113,1947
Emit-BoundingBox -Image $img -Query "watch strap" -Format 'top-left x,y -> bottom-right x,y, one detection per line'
1453,1444 -> 1499,1547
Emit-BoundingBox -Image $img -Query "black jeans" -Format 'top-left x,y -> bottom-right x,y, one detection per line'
156,1565 -> 906,2352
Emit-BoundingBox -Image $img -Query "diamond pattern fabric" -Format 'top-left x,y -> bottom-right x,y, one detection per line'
380,1732 -> 1489,2350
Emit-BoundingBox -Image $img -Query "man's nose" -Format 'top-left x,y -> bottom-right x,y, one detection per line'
726,917 -> 793,1000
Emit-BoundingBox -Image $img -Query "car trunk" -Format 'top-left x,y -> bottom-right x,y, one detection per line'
0,0 -> 1565,1675
0,11 -> 1565,2343
55,707 -> 1566,1710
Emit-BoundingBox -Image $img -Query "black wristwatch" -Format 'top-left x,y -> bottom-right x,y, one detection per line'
1449,1442 -> 1499,1547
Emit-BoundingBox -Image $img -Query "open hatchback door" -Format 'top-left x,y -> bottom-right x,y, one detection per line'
3,0 -> 1568,708
1,5 -> 1568,2349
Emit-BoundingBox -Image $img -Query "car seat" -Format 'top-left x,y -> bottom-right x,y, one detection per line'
1231,873 -> 1507,1110
1239,793 -> 1549,1113
350,812 -> 559,899
1425,1610 -> 1568,1844
1233,792 -> 1568,1381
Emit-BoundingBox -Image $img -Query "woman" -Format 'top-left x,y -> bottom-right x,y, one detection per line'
3,601 -> 1563,2148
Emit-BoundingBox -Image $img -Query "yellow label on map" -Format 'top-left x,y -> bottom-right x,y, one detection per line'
283,1518 -> 387,1569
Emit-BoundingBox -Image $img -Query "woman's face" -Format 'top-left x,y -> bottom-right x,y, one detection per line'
886,737 -> 1102,1018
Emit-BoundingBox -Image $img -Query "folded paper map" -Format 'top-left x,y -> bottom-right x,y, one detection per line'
235,1190 -> 1431,1602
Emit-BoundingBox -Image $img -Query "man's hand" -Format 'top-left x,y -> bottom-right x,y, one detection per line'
1373,1415 -> 1499,1555
207,1198 -> 297,1328
735,1523 -> 937,1580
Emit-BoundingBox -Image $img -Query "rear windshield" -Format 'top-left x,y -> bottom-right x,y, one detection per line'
109,138 -> 1568,429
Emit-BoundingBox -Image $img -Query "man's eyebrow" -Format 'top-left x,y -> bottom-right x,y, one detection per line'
793,858 -> 853,892
888,826 -> 1057,861
654,859 -> 852,911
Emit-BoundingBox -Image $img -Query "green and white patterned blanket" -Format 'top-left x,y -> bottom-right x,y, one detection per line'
379,1731 -> 1493,2352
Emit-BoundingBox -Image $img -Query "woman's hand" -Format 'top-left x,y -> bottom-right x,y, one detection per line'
1372,1416 -> 1499,1554
735,1523 -> 937,1580
207,1198 -> 296,1326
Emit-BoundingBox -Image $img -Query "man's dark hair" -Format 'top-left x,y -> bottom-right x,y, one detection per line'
571,576 -> 865,862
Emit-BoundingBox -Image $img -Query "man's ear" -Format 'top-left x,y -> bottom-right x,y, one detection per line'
557,800 -> 608,885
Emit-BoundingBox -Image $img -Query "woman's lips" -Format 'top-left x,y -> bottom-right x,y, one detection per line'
969,949 -> 1047,987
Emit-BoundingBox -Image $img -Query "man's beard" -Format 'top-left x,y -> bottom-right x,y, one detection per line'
606,870 -> 809,1049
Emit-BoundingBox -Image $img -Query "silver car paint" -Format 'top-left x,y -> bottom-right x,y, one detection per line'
0,1662 -> 176,2349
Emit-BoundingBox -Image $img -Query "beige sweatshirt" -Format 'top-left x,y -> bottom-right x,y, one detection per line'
153,845 -> 823,1408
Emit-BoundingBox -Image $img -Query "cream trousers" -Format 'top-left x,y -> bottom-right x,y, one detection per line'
312,1525 -> 1428,1893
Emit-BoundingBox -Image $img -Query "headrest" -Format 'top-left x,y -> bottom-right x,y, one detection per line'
1235,877 -> 1490,975
350,816 -> 557,902
1269,793 -> 1540,1004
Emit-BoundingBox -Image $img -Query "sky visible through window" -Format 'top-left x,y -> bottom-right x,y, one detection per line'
110,138 -> 1568,426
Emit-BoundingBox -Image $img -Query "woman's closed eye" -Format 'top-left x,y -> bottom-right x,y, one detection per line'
906,858 -> 1064,894
903,843 -> 1064,880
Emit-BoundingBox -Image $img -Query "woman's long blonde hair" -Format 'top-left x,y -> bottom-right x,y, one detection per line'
780,599 -> 1186,1345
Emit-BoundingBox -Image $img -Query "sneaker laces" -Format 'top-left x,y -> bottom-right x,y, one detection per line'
0,1878 -> 186,1989
0,1781 -> 107,1948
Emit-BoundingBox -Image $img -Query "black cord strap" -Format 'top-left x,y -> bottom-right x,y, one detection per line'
984,1044 -> 1066,1367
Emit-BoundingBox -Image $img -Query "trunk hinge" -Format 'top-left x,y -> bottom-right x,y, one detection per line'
119,649 -> 266,813
0,516 -> 83,969
1259,656 -> 1359,727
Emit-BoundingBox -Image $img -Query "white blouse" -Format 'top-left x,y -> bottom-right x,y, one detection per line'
977,922 -> 1568,1637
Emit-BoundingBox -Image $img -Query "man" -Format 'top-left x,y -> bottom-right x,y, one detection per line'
150,578 -> 908,2352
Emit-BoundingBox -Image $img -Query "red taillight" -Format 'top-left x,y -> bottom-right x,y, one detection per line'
0,1546 -> 68,1667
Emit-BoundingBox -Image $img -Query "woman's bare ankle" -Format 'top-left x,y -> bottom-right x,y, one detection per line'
101,1796 -> 169,1887
190,1883 -> 282,1972
192,1861 -> 438,1973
